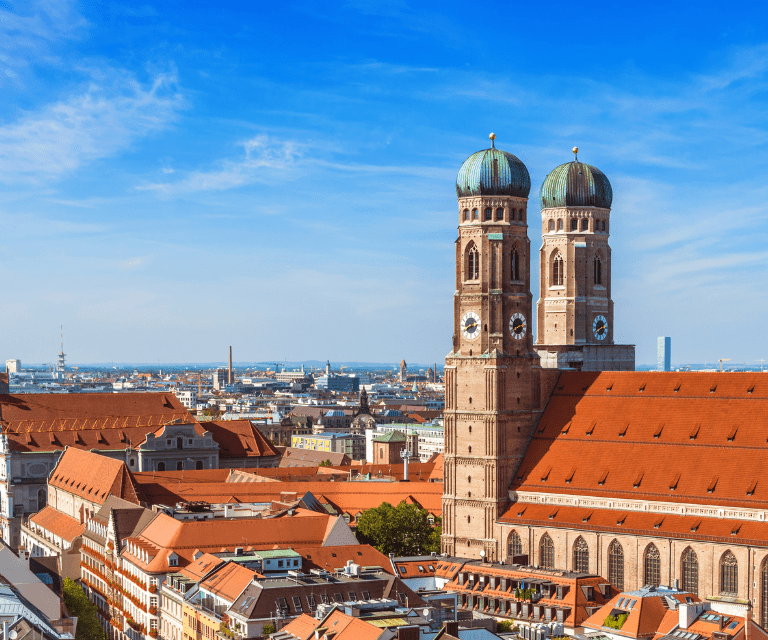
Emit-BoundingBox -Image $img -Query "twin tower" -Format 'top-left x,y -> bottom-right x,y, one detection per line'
441,135 -> 634,560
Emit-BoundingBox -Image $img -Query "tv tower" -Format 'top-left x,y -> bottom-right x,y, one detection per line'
57,326 -> 66,374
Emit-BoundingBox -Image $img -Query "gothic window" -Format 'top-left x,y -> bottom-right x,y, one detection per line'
540,533 -> 554,568
644,544 -> 661,587
558,219 -> 563,230
761,559 -> 768,628
602,220 -> 606,231
552,252 -> 564,286
594,256 -> 602,285
472,208 -> 479,220
467,245 -> 480,280
485,208 -> 492,221
681,547 -> 698,595
496,208 -> 504,221
36,488 -> 47,511
157,462 -> 165,472
571,219 -> 578,231
511,249 -> 519,281
518,210 -> 523,221
463,209 -> 469,221
573,536 -> 589,573
720,550 -> 738,596
608,540 -> 624,591
548,220 -> 554,232
508,531 -> 522,558
581,219 -> 589,231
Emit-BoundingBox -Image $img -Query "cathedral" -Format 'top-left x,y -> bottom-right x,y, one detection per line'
442,135 -> 768,625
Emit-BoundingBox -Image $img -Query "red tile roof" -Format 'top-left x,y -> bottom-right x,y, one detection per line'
28,506 -> 85,542
293,544 -> 393,573
281,614 -> 321,640
512,372 -> 768,509
199,561 -> 257,602
50,447 -> 140,505
202,421 -> 279,459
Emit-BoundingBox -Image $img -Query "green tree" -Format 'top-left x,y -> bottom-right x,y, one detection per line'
263,622 -> 277,635
355,501 -> 441,556
63,578 -> 106,640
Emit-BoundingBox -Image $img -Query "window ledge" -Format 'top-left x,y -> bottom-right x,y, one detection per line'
549,286 -> 565,291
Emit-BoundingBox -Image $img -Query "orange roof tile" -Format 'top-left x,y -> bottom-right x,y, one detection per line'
293,544 -> 393,573
281,614 -> 321,640
50,447 -> 140,505
199,562 -> 256,602
28,506 -> 85,542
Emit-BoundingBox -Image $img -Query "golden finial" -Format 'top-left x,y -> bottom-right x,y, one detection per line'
572,146 -> 579,161
489,132 -> 496,148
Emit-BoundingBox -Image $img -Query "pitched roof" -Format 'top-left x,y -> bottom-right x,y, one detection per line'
0,393 -> 191,452
292,544 -> 393,573
280,614 -> 321,640
178,554 -> 225,581
199,561 -> 257,603
28,506 -> 85,543
202,421 -> 279,459
512,372 -> 768,509
373,430 -> 406,443
50,447 -> 140,505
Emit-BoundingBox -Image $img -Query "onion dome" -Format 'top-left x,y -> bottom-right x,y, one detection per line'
456,133 -> 531,199
539,148 -> 613,209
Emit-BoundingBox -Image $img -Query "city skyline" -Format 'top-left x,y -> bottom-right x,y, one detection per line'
1,1 -> 767,365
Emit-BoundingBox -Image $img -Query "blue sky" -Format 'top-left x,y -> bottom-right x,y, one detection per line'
1,1 -> 767,367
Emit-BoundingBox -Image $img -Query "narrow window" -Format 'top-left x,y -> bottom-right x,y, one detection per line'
608,540 -> 624,591
760,559 -> 768,627
518,210 -> 523,221
468,245 -> 480,280
485,208 -> 492,221
496,208 -> 504,221
177,437 -> 183,449
682,547 -> 698,595
720,550 -> 738,596
508,531 -> 522,558
573,536 -> 589,573
539,533 -> 554,568
558,219 -> 563,230
571,219 -> 578,231
552,252 -> 564,286
472,208 -> 479,220
581,219 -> 589,231
602,220 -> 606,231
644,544 -> 661,587
594,256 -> 602,285
511,249 -> 519,281
548,219 -> 554,232
176,461 -> 183,471
195,461 -> 203,470
157,462 -> 165,472
463,209 -> 469,221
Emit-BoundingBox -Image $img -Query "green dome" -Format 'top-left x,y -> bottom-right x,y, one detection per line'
539,161 -> 612,209
456,147 -> 531,199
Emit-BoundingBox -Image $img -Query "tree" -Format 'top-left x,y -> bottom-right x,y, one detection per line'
63,578 -> 106,640
355,501 -> 441,556
263,622 -> 276,635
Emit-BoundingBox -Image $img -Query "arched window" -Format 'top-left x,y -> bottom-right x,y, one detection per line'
644,543 -> 661,587
518,210 -> 523,221
681,547 -> 698,595
177,437 -> 183,449
552,252 -> 564,286
467,245 -> 480,280
157,462 -> 165,471
594,256 -> 602,285
176,461 -> 184,471
573,537 -> 589,573
760,559 -> 768,628
548,219 -> 554,232
602,220 -> 606,231
720,550 -> 738,596
472,208 -> 479,220
37,488 -> 47,511
540,533 -> 554,568
196,461 -> 203,470
608,540 -> 624,591
581,219 -> 589,231
463,209 -> 469,221
558,219 -> 563,230
507,531 -> 522,558
485,208 -> 492,221
511,249 -> 519,281
571,219 -> 578,231
496,208 -> 504,221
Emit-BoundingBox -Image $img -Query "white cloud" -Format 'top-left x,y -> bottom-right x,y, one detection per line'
0,70 -> 183,184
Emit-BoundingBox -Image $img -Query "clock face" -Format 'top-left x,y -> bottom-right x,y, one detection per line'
509,313 -> 526,340
593,315 -> 608,340
461,311 -> 481,340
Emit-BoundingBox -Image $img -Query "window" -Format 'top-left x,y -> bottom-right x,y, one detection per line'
573,536 -> 589,573
292,596 -> 302,612
539,533 -> 554,568
644,544 -> 661,587
548,219 -> 554,232
464,209 -> 470,221
594,256 -> 602,285
177,437 -> 183,449
682,547 -> 698,595
176,461 -> 183,470
320,594 -> 329,604
720,550 -> 738,596
508,531 -> 522,558
760,560 -> 768,628
129,459 -> 135,467
518,210 -> 523,221
608,539 -> 624,591
278,560 -> 284,567
485,208 -> 492,221
362,591 -> 371,600
37,488 -> 47,511
511,249 -> 519,281
157,462 -> 165,472
581,219 -> 589,231
552,252 -> 564,286
195,461 -> 203,470
276,598 -> 289,613
307,594 -> 317,611
496,208 -> 504,221
472,208 -> 479,219
467,244 -> 480,280
558,219 -> 563,230
333,593 -> 344,603
348,592 -> 357,601
571,219 -> 578,231
602,220 -> 606,231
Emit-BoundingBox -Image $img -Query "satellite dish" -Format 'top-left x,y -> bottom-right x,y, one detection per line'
422,609 -> 430,617
10,631 -> 18,640
480,550 -> 486,558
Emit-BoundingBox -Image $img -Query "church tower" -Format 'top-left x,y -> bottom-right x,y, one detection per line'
442,134 -> 546,561
535,149 -> 634,371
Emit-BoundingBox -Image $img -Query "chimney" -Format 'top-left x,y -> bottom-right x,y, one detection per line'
720,615 -> 725,631
444,621 -> 459,638
746,608 -> 754,640
228,346 -> 233,384
397,627 -> 419,640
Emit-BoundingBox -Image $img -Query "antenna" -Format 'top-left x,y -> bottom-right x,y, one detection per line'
757,359 -> 765,373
